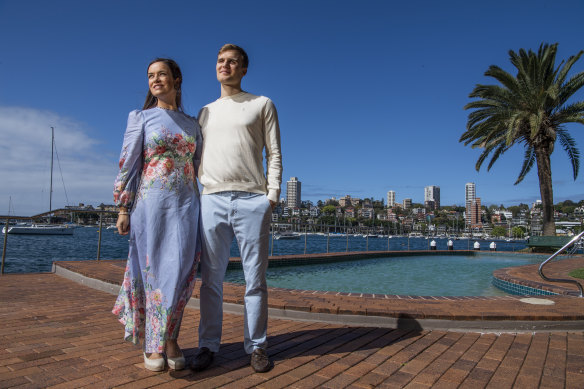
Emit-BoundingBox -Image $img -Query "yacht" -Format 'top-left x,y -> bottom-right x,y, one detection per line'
1,128 -> 74,236
274,231 -> 301,240
3,224 -> 74,235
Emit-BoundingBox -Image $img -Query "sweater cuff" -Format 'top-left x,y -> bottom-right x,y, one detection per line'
267,190 -> 279,203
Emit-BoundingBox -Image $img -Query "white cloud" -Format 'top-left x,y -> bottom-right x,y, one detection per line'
0,106 -> 118,216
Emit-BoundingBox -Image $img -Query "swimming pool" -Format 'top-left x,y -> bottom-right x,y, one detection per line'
224,253 -> 548,297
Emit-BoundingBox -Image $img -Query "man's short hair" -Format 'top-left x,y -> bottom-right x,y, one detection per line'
218,44 -> 249,69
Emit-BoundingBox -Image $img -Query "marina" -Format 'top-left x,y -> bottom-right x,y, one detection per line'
0,227 -> 529,274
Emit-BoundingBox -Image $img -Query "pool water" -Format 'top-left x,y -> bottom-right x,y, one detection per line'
224,254 -> 546,296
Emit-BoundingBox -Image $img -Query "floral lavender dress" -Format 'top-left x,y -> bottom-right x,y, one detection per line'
112,107 -> 202,353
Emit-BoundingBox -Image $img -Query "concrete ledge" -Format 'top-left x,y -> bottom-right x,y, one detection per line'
53,263 -> 121,295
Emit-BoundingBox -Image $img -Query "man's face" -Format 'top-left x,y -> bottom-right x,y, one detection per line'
216,50 -> 247,86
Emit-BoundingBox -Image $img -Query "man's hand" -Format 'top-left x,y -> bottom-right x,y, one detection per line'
269,200 -> 276,210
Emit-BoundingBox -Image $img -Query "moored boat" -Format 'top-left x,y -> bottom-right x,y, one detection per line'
3,224 -> 74,235
1,127 -> 75,236
274,231 -> 301,240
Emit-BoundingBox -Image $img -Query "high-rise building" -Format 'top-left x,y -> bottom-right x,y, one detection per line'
403,198 -> 412,209
286,177 -> 301,208
387,190 -> 396,208
465,182 -> 476,227
424,186 -> 440,210
470,198 -> 482,229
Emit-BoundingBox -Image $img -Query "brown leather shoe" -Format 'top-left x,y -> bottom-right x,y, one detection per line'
190,347 -> 214,371
250,348 -> 272,373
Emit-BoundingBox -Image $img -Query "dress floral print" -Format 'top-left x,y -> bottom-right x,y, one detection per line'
140,128 -> 196,195
112,108 -> 202,353
114,126 -> 197,206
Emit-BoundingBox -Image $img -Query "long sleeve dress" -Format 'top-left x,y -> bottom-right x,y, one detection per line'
112,107 -> 202,353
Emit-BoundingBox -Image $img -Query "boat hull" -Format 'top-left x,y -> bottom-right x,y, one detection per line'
274,233 -> 301,240
2,226 -> 74,235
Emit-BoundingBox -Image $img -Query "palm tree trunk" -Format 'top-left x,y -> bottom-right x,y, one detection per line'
535,146 -> 555,236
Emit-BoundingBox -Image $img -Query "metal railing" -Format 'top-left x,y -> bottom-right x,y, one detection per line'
1,210 -> 117,275
2,214 -> 534,275
538,230 -> 584,297
1,215 -> 32,275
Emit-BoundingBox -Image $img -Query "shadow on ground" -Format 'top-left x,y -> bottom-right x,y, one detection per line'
172,318 -> 423,381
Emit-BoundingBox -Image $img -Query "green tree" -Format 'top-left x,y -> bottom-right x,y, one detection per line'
460,43 -> 584,236
361,218 -> 374,227
345,217 -> 357,226
321,205 -> 337,215
507,206 -> 521,218
431,215 -> 449,227
483,206 -> 493,223
556,200 -> 576,214
512,226 -> 526,238
491,226 -> 508,237
320,215 -> 335,226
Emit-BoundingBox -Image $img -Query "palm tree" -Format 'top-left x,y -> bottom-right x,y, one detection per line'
460,43 -> 584,236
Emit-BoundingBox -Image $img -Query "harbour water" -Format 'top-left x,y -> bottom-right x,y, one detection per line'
1,227 -> 527,274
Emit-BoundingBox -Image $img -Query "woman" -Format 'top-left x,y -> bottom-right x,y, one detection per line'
112,58 -> 201,371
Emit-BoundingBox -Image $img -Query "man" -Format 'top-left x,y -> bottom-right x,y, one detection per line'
191,44 -> 282,373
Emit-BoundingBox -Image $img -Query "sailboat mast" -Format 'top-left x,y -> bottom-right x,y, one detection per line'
49,127 -> 54,216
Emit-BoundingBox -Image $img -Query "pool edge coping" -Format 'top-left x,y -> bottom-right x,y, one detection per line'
52,257 -> 584,333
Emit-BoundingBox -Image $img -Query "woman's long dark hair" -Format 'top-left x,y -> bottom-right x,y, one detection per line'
142,58 -> 184,111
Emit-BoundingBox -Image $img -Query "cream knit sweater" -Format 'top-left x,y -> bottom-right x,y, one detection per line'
197,92 -> 282,202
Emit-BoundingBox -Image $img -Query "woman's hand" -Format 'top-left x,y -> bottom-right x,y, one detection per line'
117,214 -> 130,235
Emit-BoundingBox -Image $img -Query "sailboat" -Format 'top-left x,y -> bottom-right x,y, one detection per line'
2,127 -> 74,235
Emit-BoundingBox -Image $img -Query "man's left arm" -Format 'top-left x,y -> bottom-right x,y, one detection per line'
263,99 -> 282,208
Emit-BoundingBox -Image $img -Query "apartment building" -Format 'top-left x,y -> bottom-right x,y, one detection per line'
286,177 -> 301,208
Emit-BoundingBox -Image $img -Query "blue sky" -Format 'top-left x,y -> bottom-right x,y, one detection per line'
1,0 -> 583,215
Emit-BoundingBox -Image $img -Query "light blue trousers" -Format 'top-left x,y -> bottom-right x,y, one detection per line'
198,192 -> 272,354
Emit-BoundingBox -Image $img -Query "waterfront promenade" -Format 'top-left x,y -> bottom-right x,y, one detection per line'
1,254 -> 583,388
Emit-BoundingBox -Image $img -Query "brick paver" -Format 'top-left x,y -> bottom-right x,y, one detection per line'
1,257 -> 583,388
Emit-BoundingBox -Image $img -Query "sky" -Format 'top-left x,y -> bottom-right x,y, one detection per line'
1,0 -> 584,216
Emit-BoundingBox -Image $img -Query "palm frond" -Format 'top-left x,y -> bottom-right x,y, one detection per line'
475,142 -> 505,171
474,147 -> 491,171
552,101 -> 584,124
506,114 -> 524,145
556,49 -> 584,85
484,65 -> 520,93
487,144 -> 508,171
466,108 -> 511,130
515,145 -> 536,184
529,110 -> 544,139
556,128 -> 580,180
557,72 -> 584,106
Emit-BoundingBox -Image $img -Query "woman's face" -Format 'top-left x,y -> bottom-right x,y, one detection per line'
147,61 -> 177,102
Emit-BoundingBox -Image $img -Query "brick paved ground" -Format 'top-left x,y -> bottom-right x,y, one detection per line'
1,268 -> 584,387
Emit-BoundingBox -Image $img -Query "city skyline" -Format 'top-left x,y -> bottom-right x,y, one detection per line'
1,1 -> 583,216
